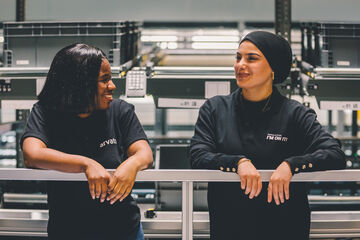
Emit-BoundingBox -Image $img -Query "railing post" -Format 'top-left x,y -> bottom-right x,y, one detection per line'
182,181 -> 193,240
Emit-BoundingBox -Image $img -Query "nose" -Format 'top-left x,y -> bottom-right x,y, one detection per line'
234,59 -> 246,71
108,79 -> 116,90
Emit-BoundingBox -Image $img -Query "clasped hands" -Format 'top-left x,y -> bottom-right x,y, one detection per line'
85,160 -> 137,205
237,159 -> 292,205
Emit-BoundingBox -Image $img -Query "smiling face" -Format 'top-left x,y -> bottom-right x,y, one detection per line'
234,40 -> 273,93
95,58 -> 116,110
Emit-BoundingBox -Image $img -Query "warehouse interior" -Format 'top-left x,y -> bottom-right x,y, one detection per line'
0,0 -> 360,239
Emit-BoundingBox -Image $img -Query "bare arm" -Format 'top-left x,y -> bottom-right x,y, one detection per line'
107,139 -> 153,204
23,137 -> 92,172
23,137 -> 111,202
124,139 -> 154,171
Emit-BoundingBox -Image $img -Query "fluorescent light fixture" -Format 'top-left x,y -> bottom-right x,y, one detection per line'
192,36 -> 240,42
191,42 -> 239,49
160,42 -> 168,49
167,42 -> 178,49
141,35 -> 178,42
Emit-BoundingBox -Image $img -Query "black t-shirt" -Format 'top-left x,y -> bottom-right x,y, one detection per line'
20,99 -> 148,238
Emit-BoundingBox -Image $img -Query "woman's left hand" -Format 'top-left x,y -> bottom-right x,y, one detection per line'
267,161 -> 292,205
107,161 -> 138,204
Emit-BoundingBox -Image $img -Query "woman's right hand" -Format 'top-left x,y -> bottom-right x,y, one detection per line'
237,158 -> 262,199
84,159 -> 111,202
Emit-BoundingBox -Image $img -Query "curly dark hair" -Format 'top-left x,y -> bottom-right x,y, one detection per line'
38,43 -> 107,114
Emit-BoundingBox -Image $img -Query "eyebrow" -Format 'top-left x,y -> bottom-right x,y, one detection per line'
236,52 -> 261,57
100,73 -> 111,79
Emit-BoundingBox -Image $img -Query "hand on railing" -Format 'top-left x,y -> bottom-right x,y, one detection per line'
84,160 -> 111,203
237,159 -> 262,199
267,161 -> 292,205
107,161 -> 137,204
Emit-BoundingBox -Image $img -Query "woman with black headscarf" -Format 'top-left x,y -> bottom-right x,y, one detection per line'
190,31 -> 345,240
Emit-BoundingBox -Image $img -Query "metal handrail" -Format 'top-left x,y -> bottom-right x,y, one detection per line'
1,168 -> 360,240
0,168 -> 360,182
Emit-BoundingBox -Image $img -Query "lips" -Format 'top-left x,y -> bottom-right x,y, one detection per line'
104,92 -> 113,101
236,72 -> 250,78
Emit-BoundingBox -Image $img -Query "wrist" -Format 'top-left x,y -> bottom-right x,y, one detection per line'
237,158 -> 252,171
119,157 -> 141,172
80,156 -> 95,173
237,158 -> 251,166
281,161 -> 291,171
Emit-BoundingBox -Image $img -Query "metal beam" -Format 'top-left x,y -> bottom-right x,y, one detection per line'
275,0 -> 291,43
16,0 -> 26,22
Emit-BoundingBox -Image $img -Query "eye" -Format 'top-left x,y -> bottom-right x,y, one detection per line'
235,55 -> 241,61
247,56 -> 258,61
99,78 -> 110,84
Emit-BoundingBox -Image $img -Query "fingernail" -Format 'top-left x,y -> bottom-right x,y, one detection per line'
106,197 -> 110,201
92,196 -> 95,200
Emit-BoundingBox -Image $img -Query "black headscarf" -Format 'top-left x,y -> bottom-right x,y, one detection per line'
240,31 -> 292,84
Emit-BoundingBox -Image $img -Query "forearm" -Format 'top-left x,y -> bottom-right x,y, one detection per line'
24,145 -> 92,173
122,152 -> 152,172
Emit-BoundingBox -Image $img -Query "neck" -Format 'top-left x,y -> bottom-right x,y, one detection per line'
242,84 -> 273,102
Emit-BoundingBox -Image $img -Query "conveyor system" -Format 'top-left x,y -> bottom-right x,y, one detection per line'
0,64 -> 296,110
304,68 -> 360,110
0,66 -> 238,109
1,169 -> 360,239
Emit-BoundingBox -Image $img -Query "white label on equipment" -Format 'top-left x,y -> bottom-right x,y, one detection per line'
320,101 -> 360,110
0,37 -> 4,43
36,78 -> 46,95
337,61 -> 350,66
16,60 -> 30,65
1,100 -> 37,109
205,81 -> 230,99
158,98 -> 205,109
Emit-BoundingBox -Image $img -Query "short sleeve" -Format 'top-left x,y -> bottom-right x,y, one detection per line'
117,101 -> 148,150
20,103 -> 50,148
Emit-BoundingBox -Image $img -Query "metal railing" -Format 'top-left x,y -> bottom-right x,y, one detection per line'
1,168 -> 360,240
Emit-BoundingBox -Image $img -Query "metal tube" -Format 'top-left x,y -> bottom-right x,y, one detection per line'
0,169 -> 360,182
337,110 -> 344,136
182,181 -> 193,240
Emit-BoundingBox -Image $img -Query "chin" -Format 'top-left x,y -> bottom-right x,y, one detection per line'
98,102 -> 111,110
236,80 -> 249,89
